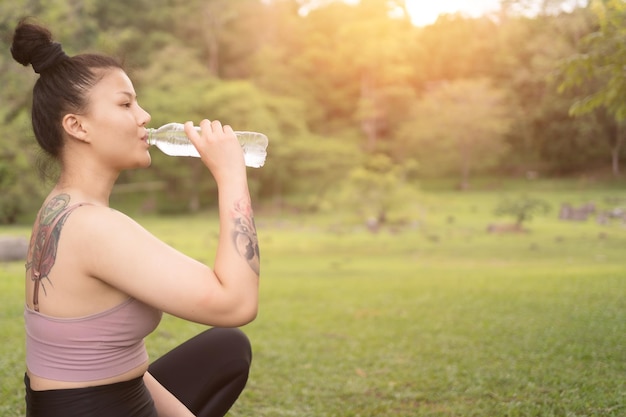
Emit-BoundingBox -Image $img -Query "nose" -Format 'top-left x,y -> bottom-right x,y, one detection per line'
138,105 -> 151,126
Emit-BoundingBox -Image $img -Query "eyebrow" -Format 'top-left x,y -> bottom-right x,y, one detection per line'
116,91 -> 137,99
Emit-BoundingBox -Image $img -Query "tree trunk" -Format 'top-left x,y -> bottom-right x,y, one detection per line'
460,159 -> 471,190
611,123 -> 624,177
459,138 -> 471,190
360,71 -> 378,152
203,5 -> 221,76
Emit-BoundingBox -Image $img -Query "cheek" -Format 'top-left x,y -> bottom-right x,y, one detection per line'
84,113 -> 120,141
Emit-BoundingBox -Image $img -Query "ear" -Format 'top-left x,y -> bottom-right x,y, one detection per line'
62,114 -> 90,143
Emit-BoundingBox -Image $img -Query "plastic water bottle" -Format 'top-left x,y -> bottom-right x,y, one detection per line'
147,123 -> 268,168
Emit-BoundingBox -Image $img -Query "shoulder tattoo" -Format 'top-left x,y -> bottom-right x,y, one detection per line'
26,194 -> 72,297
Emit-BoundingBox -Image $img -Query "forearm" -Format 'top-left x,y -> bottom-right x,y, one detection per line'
144,372 -> 194,417
213,179 -> 260,315
215,175 -> 259,269
183,119 -> 260,322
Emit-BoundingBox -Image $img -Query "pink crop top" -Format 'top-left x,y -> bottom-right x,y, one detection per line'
25,298 -> 162,382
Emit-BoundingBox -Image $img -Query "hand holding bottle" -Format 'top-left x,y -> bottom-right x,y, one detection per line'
183,120 -> 247,181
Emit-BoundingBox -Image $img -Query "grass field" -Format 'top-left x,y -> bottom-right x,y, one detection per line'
1,179 -> 625,416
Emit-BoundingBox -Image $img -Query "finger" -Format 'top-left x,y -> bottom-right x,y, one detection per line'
184,121 -> 200,140
211,120 -> 223,132
199,119 -> 212,134
223,124 -> 237,139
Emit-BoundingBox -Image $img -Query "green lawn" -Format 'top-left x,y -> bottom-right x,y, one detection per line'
1,180 -> 625,416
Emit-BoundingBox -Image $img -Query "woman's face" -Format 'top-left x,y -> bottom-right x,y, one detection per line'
79,68 -> 152,171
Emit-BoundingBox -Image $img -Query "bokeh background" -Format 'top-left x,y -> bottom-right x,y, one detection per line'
1,0 -> 624,222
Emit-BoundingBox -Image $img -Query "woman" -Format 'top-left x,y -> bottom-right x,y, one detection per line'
11,19 -> 260,417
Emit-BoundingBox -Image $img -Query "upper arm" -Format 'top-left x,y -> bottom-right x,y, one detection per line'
73,207 -> 257,326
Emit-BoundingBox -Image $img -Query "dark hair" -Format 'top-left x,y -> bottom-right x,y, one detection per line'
10,19 -> 123,160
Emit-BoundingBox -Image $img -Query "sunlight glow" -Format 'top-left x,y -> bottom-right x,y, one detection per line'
335,0 -> 587,27
404,0 -> 501,26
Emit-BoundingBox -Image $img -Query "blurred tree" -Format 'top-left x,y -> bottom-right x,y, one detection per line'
164,0 -> 266,79
494,194 -> 550,227
413,14 -> 499,82
493,7 -> 608,175
0,0 -> 102,222
500,0 -> 589,17
288,1 -> 363,134
395,78 -> 513,189
0,0 -> 621,223
290,0 -> 417,149
338,0 -> 415,151
0,110 -> 46,224
328,153 -> 419,229
558,0 -> 626,176
249,0 -> 306,97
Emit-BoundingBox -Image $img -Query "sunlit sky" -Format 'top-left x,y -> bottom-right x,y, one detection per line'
304,1 -> 504,26
404,0 -> 501,26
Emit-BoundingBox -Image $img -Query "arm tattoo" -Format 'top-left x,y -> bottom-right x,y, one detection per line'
231,199 -> 260,275
25,194 -> 71,298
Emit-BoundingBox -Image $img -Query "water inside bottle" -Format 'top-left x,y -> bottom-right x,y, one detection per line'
152,135 -> 200,157
147,124 -> 268,167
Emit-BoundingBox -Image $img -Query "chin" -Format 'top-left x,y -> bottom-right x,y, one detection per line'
140,150 -> 152,165
140,154 -> 152,168
128,154 -> 152,170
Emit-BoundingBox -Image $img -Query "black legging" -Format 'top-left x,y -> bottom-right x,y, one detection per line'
25,328 -> 251,417
149,327 -> 252,417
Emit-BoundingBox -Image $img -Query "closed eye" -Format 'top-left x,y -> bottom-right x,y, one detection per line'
117,91 -> 138,108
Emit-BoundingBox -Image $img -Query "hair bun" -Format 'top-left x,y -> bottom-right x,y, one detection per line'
31,42 -> 69,74
11,21 -> 69,74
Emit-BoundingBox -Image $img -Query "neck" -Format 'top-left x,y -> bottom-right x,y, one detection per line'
54,163 -> 119,207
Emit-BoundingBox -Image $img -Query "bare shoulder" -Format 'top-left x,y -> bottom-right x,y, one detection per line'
63,205 -> 168,281
65,205 -> 215,320
66,205 -> 151,246
62,204 -> 254,326
69,204 -> 141,229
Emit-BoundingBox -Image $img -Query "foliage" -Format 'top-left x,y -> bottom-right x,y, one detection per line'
414,13 -> 500,82
395,78 -> 513,189
559,0 -> 626,119
494,8 -> 608,175
326,154 -> 419,227
493,194 -> 551,226
0,0 -> 622,223
0,107 -> 48,223
558,0 -> 626,175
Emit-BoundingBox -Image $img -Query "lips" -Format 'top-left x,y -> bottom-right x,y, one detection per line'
141,134 -> 150,149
